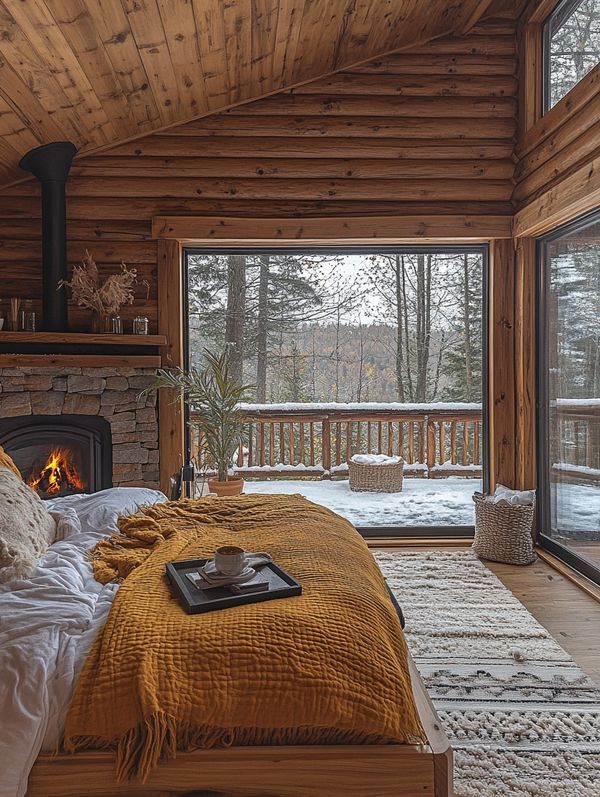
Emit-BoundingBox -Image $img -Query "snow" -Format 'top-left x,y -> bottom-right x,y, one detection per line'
553,482 -> 600,533
242,477 -> 599,531
430,461 -> 480,472
554,398 -> 600,407
241,463 -> 324,473
553,463 -> 600,478
351,454 -> 402,465
244,477 -> 481,527
239,401 -> 482,413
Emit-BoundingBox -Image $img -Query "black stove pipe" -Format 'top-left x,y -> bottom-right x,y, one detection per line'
19,142 -> 77,332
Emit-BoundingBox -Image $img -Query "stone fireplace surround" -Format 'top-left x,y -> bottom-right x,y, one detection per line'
0,366 -> 159,489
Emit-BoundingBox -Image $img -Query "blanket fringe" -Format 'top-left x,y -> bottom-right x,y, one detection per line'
66,713 -> 413,783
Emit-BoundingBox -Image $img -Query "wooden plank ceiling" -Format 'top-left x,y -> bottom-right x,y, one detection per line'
0,0 -> 498,187
0,12 -> 517,332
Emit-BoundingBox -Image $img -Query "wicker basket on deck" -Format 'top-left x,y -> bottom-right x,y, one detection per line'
472,492 -> 536,565
348,456 -> 404,493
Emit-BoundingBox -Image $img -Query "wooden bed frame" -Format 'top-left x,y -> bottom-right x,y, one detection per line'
27,657 -> 452,797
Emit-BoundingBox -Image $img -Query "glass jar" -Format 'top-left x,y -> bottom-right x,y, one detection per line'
105,314 -> 123,334
133,315 -> 149,335
19,300 -> 36,332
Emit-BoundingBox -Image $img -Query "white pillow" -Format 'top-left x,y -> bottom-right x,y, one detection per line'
0,467 -> 57,583
46,487 -> 168,537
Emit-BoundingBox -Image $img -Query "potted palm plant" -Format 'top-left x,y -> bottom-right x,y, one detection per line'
153,349 -> 253,497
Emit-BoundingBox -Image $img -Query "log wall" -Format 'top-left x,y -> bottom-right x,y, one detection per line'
513,0 -> 600,214
0,16 -> 516,333
509,0 -> 599,495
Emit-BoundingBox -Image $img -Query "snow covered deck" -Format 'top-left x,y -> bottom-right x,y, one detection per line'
244,476 -> 600,531
244,476 -> 481,527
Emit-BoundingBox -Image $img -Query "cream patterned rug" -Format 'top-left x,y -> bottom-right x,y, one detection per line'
375,550 -> 600,797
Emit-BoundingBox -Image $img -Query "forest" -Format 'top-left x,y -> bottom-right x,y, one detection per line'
547,0 -> 600,108
187,249 -> 484,405
548,223 -> 600,401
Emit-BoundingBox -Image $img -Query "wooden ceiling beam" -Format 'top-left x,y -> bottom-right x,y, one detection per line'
152,214 -> 513,242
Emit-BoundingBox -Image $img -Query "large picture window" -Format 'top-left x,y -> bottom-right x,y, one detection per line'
538,211 -> 600,582
184,246 -> 487,535
543,0 -> 600,111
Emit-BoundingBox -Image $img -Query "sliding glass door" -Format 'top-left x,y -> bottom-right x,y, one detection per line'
538,211 -> 600,582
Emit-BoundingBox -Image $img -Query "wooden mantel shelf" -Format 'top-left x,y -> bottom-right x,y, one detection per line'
0,332 -> 167,346
0,332 -> 168,368
0,354 -> 162,368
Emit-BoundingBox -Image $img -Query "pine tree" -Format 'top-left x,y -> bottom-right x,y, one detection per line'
280,341 -> 311,402
225,255 -> 246,384
187,251 -> 360,401
444,254 -> 483,402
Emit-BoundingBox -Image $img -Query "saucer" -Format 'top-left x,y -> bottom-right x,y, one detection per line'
200,561 -> 256,583
203,560 -> 253,577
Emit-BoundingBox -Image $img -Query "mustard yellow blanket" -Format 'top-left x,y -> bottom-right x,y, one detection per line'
64,495 -> 424,781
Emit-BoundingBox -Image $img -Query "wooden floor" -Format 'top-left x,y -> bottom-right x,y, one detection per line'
487,555 -> 600,684
376,544 -> 600,684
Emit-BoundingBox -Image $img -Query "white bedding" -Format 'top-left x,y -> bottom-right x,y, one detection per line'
0,487 -> 167,797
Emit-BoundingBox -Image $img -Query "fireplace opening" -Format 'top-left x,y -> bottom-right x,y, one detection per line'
28,447 -> 86,496
0,415 -> 112,499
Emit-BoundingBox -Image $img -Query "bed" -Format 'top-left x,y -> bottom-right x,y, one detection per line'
0,487 -> 452,797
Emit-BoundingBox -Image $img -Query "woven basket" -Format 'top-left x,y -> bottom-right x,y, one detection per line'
348,458 -> 404,493
472,492 -> 536,565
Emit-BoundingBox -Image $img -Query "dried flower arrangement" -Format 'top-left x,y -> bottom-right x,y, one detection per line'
59,250 -> 148,330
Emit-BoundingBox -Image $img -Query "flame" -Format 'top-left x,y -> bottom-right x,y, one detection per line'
28,448 -> 85,496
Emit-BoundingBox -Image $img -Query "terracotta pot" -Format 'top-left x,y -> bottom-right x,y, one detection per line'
207,476 -> 244,497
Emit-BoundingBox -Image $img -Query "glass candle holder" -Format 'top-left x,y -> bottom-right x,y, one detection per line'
133,315 -> 149,335
106,314 -> 123,334
19,300 -> 36,332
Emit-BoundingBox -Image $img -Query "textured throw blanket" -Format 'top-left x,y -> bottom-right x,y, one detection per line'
64,494 -> 424,781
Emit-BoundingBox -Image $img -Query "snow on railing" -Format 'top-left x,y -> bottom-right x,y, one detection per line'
555,399 -> 600,408
238,401 -> 483,413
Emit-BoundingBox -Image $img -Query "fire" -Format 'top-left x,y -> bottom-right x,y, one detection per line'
28,448 -> 85,496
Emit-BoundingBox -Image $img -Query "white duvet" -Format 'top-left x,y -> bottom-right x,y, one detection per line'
0,487 -> 167,797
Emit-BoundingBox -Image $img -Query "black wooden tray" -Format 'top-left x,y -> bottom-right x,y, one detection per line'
165,558 -> 302,614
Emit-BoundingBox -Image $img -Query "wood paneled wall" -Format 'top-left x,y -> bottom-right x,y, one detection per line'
0,16 -> 516,332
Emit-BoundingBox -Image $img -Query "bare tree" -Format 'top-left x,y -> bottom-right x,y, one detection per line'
463,254 -> 473,400
334,302 -> 342,401
393,255 -> 405,401
414,254 -> 433,402
401,260 -> 414,401
255,255 -> 269,402
224,255 -> 246,383
356,321 -> 365,402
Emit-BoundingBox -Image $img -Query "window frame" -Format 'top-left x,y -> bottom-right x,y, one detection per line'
183,243 -> 489,539
536,208 -> 600,585
542,0 -> 599,114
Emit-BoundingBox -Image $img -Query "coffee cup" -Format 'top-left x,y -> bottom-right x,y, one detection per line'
214,545 -> 246,576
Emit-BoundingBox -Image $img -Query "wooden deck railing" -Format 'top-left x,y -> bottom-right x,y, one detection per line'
191,403 -> 483,479
190,399 -> 599,481
553,400 -> 600,481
